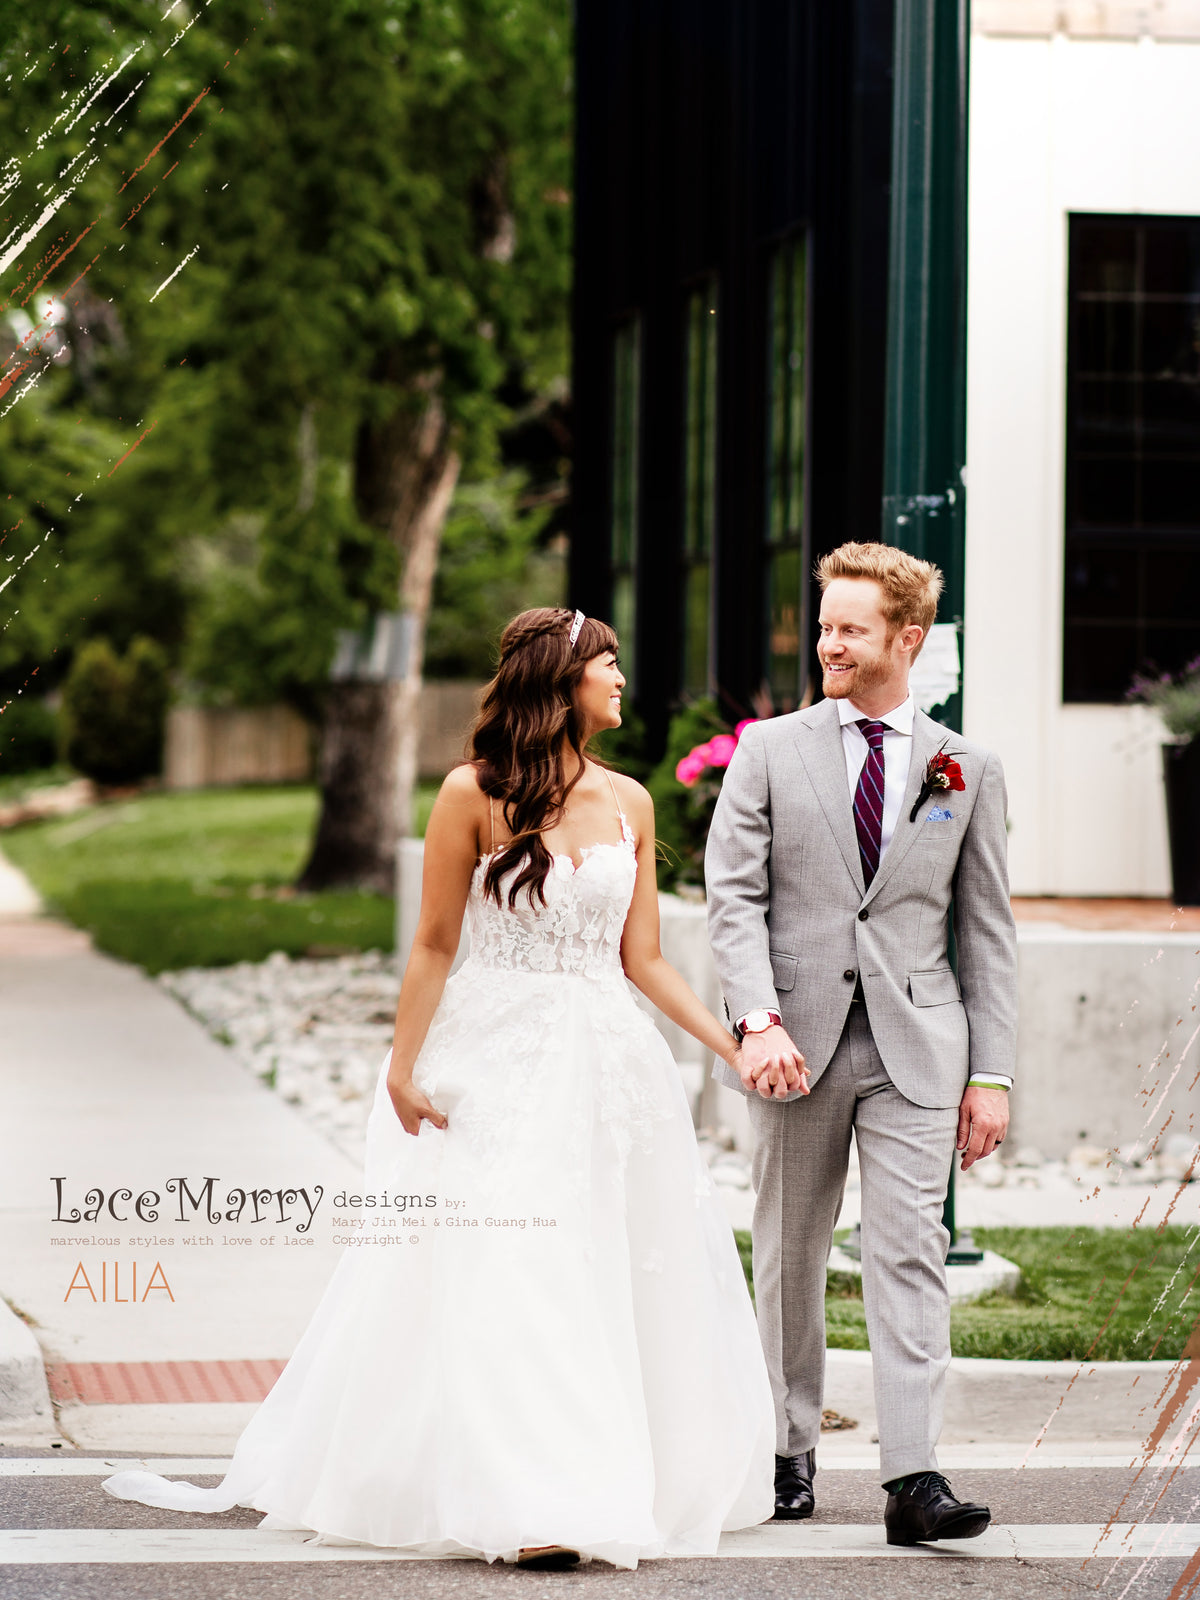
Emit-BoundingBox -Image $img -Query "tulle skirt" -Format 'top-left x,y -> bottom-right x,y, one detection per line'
102,962 -> 776,1569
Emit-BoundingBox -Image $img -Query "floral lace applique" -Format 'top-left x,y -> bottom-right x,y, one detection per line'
464,830 -> 636,981
406,820 -> 676,1190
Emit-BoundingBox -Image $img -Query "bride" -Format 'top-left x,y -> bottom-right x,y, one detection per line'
103,606 -> 794,1570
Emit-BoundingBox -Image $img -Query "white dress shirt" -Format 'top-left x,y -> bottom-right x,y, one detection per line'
739,690 -> 1012,1091
836,692 -> 914,865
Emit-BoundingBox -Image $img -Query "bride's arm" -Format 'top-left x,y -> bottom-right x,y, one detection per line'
386,764 -> 485,1134
616,782 -> 806,1100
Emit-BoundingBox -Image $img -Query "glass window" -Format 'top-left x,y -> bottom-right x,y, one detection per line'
682,279 -> 718,697
765,235 -> 807,707
1064,215 -> 1200,702
610,317 -> 641,686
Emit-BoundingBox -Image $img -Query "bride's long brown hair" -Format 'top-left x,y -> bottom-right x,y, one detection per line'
470,606 -> 620,908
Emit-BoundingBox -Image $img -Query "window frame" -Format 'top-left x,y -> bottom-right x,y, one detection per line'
681,276 -> 720,700
608,314 -> 642,689
1063,211 -> 1200,704
763,231 -> 810,710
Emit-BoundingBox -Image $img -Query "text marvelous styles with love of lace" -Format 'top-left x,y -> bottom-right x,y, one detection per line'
51,1176 -> 327,1234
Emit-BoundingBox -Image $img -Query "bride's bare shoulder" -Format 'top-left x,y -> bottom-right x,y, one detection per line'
440,761 -> 489,800
434,762 -> 493,825
424,763 -> 492,857
605,769 -> 653,827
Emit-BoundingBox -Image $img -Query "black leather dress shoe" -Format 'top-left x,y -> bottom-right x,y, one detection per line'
773,1450 -> 816,1520
884,1472 -> 990,1545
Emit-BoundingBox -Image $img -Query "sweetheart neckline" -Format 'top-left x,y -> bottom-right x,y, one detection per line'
474,836 -> 636,878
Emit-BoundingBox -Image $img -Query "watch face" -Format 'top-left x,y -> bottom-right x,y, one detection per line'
744,1010 -> 773,1033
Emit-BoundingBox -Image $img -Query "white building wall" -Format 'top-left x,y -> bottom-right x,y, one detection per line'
963,31 -> 1200,896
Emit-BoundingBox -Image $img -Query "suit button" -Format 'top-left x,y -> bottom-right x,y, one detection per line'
843,969 -> 855,982
858,909 -> 869,921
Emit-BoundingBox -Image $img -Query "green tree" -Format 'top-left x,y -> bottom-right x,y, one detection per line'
0,3 -> 220,698
1,0 -> 573,890
424,472 -> 566,678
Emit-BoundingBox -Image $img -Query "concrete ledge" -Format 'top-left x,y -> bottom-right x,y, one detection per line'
828,1245 -> 1022,1305
0,1299 -> 53,1430
393,852 -> 1200,1159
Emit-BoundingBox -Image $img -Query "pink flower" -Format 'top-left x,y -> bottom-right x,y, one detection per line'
734,718 -> 759,740
675,751 -> 708,787
706,734 -> 737,768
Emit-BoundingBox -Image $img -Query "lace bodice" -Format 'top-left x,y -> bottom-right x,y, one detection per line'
465,813 -> 637,981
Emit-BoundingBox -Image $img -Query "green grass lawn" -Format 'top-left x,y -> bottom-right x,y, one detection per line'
2,782 -> 440,973
735,1225 -> 1200,1362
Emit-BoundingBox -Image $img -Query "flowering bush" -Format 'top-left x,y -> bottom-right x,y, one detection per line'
642,701 -> 726,891
641,706 -> 762,893
1128,657 -> 1200,743
675,721 -> 756,787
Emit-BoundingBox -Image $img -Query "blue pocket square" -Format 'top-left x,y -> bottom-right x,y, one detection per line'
928,806 -> 954,821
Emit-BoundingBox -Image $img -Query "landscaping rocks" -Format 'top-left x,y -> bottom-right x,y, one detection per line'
157,949 -> 1195,1209
0,776 -> 96,830
158,949 -> 401,1166
159,949 -> 766,1194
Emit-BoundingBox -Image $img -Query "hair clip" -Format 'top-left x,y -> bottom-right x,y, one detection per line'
568,609 -> 585,647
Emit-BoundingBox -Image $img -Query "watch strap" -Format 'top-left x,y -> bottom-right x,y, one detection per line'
734,1008 -> 782,1039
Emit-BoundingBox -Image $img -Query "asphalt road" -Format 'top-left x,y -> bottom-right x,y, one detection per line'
2,1448 -> 1196,1600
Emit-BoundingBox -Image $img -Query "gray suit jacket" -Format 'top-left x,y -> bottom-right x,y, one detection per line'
705,699 -> 1018,1109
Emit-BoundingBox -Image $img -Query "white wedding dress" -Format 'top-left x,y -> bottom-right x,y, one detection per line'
102,790 -> 776,1569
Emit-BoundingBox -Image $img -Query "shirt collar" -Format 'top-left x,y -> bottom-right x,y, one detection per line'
836,691 -> 915,736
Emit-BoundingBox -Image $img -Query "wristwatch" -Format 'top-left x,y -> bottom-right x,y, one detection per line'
735,1008 -> 782,1040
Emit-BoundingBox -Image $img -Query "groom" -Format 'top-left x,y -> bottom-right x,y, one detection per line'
705,541 -> 1017,1546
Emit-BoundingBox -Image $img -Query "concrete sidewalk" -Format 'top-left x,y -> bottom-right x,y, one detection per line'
0,845 -> 1194,1464
0,847 -> 360,1452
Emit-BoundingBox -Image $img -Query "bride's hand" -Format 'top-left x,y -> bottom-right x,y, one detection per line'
388,1076 -> 448,1137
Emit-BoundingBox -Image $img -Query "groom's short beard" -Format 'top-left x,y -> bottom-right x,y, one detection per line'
820,641 -> 893,699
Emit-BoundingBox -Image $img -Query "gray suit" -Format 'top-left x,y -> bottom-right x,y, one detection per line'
705,698 -> 1017,1481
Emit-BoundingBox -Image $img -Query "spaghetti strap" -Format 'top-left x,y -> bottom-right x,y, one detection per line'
601,767 -> 627,841
489,795 -> 496,854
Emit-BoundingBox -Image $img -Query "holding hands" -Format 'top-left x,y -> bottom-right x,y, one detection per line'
736,1025 -> 810,1100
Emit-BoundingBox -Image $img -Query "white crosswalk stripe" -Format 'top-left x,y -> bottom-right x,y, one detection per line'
2,1447 -> 1192,1476
3,1458 -> 1195,1566
0,1523 -> 1196,1563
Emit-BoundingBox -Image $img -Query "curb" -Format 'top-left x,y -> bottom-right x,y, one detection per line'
826,1347 -> 1181,1377
824,1347 -> 1179,1447
0,1298 -> 54,1430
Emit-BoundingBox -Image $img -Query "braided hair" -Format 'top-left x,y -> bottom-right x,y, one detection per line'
469,607 -> 619,908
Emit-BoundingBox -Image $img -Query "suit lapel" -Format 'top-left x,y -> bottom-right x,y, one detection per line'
861,711 -> 953,905
793,700 -> 864,894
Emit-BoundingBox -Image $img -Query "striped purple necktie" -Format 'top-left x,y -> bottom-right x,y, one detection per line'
853,719 -> 887,888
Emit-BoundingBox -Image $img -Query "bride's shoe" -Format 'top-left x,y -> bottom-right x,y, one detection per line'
516,1545 -> 581,1570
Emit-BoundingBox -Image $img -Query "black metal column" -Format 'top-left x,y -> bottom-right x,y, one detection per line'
881,0 -> 978,1261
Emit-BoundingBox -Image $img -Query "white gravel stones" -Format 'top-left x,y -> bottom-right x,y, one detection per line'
157,938 -> 1200,1210
158,949 -> 763,1192
957,1139 -> 1200,1192
158,949 -> 400,1167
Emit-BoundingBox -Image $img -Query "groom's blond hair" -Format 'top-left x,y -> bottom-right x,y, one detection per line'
815,542 -> 943,659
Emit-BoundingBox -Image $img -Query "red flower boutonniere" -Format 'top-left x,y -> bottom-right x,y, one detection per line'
909,746 -> 966,823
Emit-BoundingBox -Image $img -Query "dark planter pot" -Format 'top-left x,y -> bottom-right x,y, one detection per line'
1163,739 -> 1200,907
